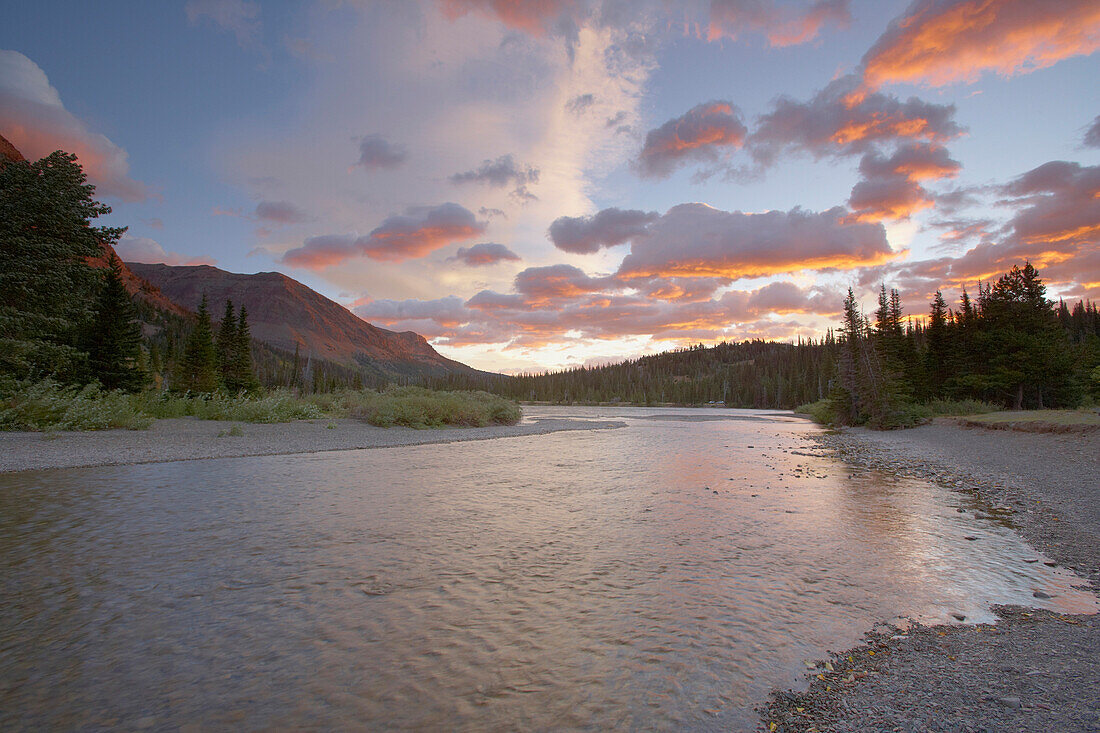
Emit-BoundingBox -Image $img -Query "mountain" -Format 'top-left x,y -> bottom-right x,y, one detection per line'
126,262 -> 476,378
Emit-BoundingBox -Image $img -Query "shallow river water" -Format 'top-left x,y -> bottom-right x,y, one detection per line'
1,407 -> 1095,731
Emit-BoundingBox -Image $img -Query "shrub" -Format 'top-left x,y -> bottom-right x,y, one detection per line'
0,380 -> 152,431
795,398 -> 836,426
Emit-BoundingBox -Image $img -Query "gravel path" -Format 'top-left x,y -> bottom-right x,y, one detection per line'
0,416 -> 625,473
761,420 -> 1100,732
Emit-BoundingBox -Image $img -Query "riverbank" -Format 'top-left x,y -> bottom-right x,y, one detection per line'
0,416 -> 625,473
761,420 -> 1100,732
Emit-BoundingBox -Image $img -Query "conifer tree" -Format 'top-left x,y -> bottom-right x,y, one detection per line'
0,151 -> 124,381
216,299 -> 236,385
227,305 -> 259,393
85,257 -> 146,391
925,291 -> 951,397
175,294 -> 219,393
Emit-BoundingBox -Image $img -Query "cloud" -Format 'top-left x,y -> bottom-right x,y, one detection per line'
861,0 -> 1100,88
184,0 -> 262,48
860,160 -> 1100,299
707,0 -> 851,46
548,207 -> 658,253
566,93 -> 596,114
449,153 -> 539,200
450,242 -> 522,266
282,202 -> 486,268
115,236 -> 216,266
636,101 -> 747,178
438,0 -> 586,37
255,200 -> 309,224
0,50 -> 148,201
848,143 -> 960,222
616,203 -> 897,280
1083,115 -> 1100,148
354,134 -> 408,170
357,269 -> 842,349
749,75 -> 963,165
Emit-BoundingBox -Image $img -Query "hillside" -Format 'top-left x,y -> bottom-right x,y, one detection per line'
127,262 -> 476,378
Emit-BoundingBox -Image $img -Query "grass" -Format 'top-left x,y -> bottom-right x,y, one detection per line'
310,385 -> 522,429
0,380 -> 522,432
794,397 -> 1002,429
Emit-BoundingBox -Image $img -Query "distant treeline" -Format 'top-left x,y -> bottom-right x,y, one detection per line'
426,264 -> 1100,420
426,340 -> 837,409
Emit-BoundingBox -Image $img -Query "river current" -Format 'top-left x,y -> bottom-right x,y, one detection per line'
1,407 -> 1095,730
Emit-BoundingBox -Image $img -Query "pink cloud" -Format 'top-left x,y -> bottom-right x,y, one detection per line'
749,75 -> 963,165
707,0 -> 850,47
282,203 -> 486,269
0,51 -> 149,201
847,144 -> 960,222
450,242 -> 522,266
636,101 -> 747,179
115,236 -> 217,267
616,203 -> 897,280
548,207 -> 658,254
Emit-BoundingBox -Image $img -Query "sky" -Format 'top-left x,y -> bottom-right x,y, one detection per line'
2,0 -> 1098,374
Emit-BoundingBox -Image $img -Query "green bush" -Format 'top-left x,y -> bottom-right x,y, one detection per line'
794,398 -> 836,425
0,380 -> 152,431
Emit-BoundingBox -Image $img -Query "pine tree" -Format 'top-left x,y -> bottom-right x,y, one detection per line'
227,305 -> 259,393
0,151 -> 124,381
85,257 -> 146,391
925,291 -> 951,397
216,299 -> 236,386
175,294 -> 219,393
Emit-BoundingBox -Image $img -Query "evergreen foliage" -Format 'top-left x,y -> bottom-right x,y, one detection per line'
175,294 -> 219,393
85,257 -> 146,391
0,151 -> 124,380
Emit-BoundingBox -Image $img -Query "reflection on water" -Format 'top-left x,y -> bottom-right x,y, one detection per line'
1,407 -> 1094,731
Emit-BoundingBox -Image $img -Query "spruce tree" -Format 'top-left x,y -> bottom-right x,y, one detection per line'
0,151 -> 124,381
85,257 -> 146,391
216,299 -> 237,386
175,294 -> 219,393
228,305 -> 259,393
925,291 -> 951,398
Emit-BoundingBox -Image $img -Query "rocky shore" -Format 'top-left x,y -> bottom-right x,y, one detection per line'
761,420 -> 1100,732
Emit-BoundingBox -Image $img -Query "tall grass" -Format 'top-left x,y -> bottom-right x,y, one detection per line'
320,386 -> 521,428
0,380 -> 521,431
0,380 -> 152,431
135,389 -> 324,422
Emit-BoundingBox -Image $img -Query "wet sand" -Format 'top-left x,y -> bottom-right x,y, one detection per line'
0,416 -> 625,473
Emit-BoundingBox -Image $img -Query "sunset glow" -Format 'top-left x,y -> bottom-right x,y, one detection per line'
3,0 -> 1097,373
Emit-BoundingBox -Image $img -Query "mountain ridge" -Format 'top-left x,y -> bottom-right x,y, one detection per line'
127,262 -> 478,379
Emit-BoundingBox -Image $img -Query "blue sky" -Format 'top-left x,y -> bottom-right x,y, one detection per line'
2,1 -> 1098,372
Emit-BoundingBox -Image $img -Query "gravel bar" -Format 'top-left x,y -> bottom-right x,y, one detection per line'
0,416 -> 625,473
760,420 -> 1100,732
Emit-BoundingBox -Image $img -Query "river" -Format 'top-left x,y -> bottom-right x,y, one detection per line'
1,407 -> 1095,730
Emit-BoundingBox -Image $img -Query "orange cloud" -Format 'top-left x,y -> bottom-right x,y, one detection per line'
847,143 -> 960,222
862,0 -> 1100,88
616,203 -> 898,280
706,0 -> 850,47
636,101 -> 747,179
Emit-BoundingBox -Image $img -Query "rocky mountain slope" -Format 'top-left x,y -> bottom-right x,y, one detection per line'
127,262 -> 475,378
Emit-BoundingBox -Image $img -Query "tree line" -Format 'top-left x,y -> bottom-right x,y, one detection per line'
830,263 -> 1099,427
